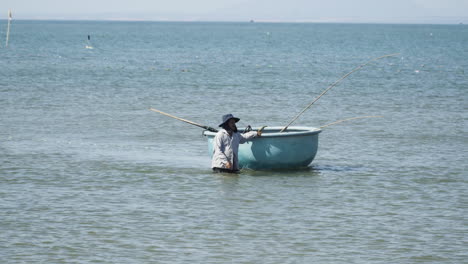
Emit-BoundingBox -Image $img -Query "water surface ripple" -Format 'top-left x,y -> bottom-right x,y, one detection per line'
1,21 -> 467,263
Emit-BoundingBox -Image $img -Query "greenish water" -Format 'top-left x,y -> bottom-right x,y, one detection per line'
1,21 -> 467,263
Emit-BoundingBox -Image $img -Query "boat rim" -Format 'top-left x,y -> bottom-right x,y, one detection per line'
203,126 -> 322,138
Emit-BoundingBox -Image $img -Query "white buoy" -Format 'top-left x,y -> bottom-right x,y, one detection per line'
85,34 -> 93,49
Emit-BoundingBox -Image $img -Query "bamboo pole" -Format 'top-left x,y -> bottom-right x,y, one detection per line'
279,53 -> 399,132
149,108 -> 218,132
5,10 -> 12,47
319,116 -> 383,129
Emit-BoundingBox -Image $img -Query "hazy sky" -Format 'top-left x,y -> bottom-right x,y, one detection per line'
2,0 -> 468,23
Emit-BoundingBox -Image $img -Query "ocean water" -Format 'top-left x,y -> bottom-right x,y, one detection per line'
1,21 -> 467,263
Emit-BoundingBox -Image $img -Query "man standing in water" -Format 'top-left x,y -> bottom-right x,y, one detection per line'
212,114 -> 263,173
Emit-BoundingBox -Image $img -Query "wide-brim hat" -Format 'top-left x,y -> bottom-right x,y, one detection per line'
219,113 -> 240,127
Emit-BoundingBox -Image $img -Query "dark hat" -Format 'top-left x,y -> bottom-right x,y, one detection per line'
219,114 -> 240,127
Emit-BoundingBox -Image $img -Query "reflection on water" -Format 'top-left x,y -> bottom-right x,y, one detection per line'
313,164 -> 367,172
241,166 -> 321,177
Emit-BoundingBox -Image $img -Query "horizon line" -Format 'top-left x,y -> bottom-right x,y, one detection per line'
2,17 -> 467,25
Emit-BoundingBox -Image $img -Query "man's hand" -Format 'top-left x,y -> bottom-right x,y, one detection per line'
257,126 -> 267,136
225,162 -> 232,170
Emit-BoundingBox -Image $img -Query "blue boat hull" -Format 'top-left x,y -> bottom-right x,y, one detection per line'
203,126 -> 321,170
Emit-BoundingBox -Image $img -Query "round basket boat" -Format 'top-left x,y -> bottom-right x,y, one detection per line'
203,126 -> 322,170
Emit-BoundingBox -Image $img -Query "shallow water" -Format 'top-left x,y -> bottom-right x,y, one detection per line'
1,21 -> 467,263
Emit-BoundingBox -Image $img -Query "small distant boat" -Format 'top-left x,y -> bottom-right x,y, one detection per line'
203,126 -> 321,170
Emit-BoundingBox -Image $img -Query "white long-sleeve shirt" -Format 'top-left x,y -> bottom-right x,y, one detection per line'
211,129 -> 257,170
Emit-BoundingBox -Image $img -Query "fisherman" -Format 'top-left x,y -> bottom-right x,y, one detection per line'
212,114 -> 263,173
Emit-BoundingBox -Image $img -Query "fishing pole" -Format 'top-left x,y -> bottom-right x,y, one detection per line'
319,116 -> 383,129
149,108 -> 218,132
280,53 -> 399,132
